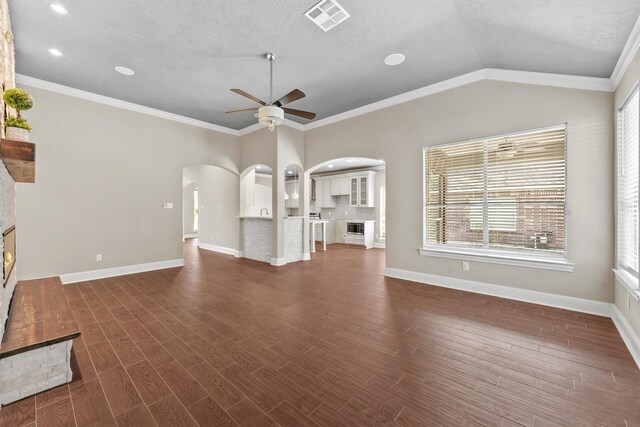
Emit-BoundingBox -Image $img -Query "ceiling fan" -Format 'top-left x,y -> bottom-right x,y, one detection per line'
226,53 -> 316,131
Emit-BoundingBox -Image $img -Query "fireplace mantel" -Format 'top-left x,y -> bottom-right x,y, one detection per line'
0,138 -> 35,183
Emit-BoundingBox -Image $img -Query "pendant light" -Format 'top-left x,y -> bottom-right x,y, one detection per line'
284,168 -> 290,200
291,170 -> 299,200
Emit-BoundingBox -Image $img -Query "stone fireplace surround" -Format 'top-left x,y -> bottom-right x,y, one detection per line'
0,160 -> 16,344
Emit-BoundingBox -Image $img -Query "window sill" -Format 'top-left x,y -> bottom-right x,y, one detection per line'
418,247 -> 574,272
613,269 -> 640,302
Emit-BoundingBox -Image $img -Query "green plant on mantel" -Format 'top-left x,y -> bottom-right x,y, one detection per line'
3,88 -> 34,131
4,88 -> 33,116
5,116 -> 32,131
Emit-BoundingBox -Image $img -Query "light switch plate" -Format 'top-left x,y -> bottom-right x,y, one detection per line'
462,261 -> 470,271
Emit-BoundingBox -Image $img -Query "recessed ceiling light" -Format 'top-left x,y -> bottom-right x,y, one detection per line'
115,66 -> 135,76
287,171 -> 293,174
48,48 -> 63,57
384,53 -> 405,66
256,166 -> 262,170
49,3 -> 68,14
344,159 -> 360,163
327,164 -> 334,168
378,159 -> 384,163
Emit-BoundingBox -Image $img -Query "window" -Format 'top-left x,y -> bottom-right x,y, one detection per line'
193,188 -> 199,232
424,124 -> 567,261
616,88 -> 639,290
380,185 -> 386,240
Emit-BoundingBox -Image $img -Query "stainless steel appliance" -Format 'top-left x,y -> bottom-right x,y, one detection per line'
347,222 -> 364,235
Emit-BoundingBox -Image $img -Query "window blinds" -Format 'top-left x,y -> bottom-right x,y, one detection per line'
425,125 -> 567,257
617,89 -> 639,282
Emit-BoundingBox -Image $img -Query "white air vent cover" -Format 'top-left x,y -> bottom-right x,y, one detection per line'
305,0 -> 351,32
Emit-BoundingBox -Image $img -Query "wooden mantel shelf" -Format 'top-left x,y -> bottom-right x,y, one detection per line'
0,138 -> 35,183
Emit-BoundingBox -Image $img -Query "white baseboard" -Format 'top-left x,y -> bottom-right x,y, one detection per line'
374,241 -> 386,249
60,259 -> 184,284
235,251 -> 243,258
611,305 -> 640,370
197,241 -> 240,257
183,233 -> 198,239
271,257 -> 287,266
302,252 -> 311,261
384,267 -> 612,317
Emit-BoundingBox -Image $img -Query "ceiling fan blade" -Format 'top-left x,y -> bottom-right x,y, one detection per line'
230,89 -> 267,106
274,89 -> 306,107
225,107 -> 259,114
283,107 -> 316,120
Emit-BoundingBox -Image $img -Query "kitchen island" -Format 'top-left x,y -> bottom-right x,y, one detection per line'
239,216 -> 304,265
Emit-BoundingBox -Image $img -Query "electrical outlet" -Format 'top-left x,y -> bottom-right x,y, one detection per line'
462,261 -> 469,271
96,254 -> 103,262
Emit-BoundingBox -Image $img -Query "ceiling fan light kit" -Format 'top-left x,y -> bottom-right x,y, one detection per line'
258,105 -> 284,132
226,53 -> 316,130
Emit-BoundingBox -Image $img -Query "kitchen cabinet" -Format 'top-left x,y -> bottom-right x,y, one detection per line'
334,220 -> 347,243
314,178 -> 323,207
322,179 -> 335,208
349,172 -> 375,207
330,177 -> 350,196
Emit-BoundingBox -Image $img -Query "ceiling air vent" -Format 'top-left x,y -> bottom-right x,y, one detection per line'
305,0 -> 351,32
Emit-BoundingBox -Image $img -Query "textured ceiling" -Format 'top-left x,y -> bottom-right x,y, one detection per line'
9,0 -> 640,130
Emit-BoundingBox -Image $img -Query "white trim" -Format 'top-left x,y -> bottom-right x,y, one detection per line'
374,241 -> 386,249
183,233 -> 198,239
238,122 -> 263,136
19,68 -> 614,139
483,68 -> 613,92
611,14 -> 640,89
270,257 -> 287,266
16,74 -> 240,136
302,252 -> 311,261
197,241 -> 240,257
418,248 -> 574,272
384,267 -> 609,316
614,269 -> 640,302
59,258 -> 184,284
235,251 -> 243,258
611,305 -> 640,370
303,69 -> 611,131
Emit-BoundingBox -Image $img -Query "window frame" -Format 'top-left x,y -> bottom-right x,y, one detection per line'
614,82 -> 640,298
421,124 -> 572,272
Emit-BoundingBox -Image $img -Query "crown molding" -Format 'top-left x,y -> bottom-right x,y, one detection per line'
16,74 -> 240,136
303,68 -> 612,132
18,67 -> 615,139
483,68 -> 613,92
611,14 -> 640,90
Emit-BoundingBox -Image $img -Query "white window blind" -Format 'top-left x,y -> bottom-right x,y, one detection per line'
424,125 -> 567,258
617,88 -> 639,285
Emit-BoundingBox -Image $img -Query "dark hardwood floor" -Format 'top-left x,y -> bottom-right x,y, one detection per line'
1,240 -> 639,426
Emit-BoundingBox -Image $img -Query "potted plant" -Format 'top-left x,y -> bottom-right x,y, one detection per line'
3,88 -> 34,142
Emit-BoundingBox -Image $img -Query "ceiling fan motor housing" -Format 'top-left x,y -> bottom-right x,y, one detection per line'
258,105 -> 284,130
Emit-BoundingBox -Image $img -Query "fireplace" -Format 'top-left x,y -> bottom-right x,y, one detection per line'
3,225 -> 15,286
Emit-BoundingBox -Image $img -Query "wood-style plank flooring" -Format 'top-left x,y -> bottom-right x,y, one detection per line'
1,240 -> 639,426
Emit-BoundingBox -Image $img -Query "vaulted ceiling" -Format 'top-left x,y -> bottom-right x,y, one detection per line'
9,0 -> 640,130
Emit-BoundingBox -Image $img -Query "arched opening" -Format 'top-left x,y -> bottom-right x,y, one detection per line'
182,165 -> 240,255
307,157 -> 386,253
240,164 -> 273,218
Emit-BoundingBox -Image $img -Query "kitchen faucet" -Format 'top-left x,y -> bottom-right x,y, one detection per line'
260,208 -> 269,217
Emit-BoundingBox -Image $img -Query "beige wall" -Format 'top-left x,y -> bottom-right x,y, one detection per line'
614,47 -> 640,335
16,86 -> 239,279
306,80 -> 614,302
196,165 -> 239,250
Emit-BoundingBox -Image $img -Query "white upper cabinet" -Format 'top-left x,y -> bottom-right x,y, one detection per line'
330,177 -> 350,196
322,179 -> 335,208
348,172 -> 375,207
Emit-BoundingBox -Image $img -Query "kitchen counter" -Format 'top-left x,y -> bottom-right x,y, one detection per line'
239,216 -> 303,264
